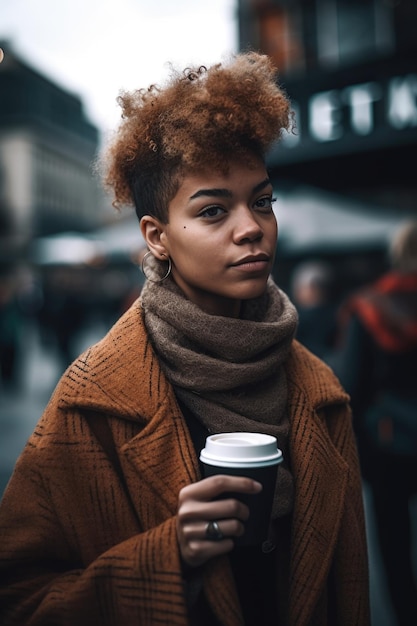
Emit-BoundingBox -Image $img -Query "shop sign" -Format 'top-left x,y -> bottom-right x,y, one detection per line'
279,73 -> 417,153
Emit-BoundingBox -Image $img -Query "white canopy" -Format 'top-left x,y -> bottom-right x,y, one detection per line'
273,185 -> 411,254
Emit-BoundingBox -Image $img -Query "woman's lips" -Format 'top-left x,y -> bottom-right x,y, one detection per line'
231,256 -> 270,271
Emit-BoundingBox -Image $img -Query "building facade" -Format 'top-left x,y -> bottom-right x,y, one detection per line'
238,0 -> 417,209
0,42 -> 102,266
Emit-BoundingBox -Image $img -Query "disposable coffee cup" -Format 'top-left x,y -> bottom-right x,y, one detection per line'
200,432 -> 283,547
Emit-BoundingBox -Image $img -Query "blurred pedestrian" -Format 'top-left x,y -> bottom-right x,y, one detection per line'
0,272 -> 22,389
290,259 -> 338,360
36,266 -> 88,370
0,53 -> 369,626
334,219 -> 417,626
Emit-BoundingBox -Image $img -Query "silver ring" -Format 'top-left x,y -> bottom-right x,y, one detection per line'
205,520 -> 224,541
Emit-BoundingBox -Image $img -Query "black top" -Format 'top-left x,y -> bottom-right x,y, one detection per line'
177,397 -> 290,626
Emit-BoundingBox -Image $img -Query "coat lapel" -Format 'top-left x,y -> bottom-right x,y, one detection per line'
119,390 -> 200,526
286,343 -> 350,626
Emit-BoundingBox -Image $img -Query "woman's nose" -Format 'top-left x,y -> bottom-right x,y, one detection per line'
233,207 -> 263,243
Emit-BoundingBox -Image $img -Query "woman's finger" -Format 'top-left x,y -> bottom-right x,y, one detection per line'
179,474 -> 262,504
178,494 -> 250,524
183,517 -> 245,542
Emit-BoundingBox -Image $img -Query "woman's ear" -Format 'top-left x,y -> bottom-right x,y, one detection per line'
140,216 -> 168,260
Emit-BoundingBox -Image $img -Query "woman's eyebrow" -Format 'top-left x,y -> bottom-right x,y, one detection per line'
253,178 -> 272,194
190,188 -> 233,200
189,178 -> 272,201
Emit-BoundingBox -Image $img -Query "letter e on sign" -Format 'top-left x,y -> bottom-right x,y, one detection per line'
309,90 -> 343,142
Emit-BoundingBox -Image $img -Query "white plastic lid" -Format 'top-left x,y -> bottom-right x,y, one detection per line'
200,432 -> 283,468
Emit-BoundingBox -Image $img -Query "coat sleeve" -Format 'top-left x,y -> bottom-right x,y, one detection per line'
0,410 -> 189,626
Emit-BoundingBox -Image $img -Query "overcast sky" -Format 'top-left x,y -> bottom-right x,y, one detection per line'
1,0 -> 237,136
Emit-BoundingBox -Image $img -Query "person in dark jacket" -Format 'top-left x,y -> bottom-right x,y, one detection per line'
334,219 -> 417,626
290,260 -> 338,360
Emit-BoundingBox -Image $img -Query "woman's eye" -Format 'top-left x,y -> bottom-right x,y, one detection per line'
254,196 -> 276,211
200,205 -> 225,218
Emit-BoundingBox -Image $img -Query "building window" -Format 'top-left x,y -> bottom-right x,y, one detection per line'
258,3 -> 305,73
240,1 -> 305,73
316,0 -> 395,67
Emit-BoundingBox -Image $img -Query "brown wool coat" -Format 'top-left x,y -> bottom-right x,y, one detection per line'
0,301 -> 370,626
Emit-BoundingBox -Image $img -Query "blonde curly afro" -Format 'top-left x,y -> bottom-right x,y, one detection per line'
102,52 -> 292,222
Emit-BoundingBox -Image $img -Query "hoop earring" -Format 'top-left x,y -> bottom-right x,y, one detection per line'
141,251 -> 172,283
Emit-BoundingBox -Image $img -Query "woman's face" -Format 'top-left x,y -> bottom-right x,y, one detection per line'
143,158 -> 278,317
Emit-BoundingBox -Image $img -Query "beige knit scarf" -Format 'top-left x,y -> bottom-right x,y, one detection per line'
141,273 -> 298,518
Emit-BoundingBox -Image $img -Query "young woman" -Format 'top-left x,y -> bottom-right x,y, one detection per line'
0,53 -> 370,626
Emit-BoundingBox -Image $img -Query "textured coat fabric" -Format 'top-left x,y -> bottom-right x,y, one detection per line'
0,300 -> 370,626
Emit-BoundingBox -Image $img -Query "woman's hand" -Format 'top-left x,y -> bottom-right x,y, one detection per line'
176,475 -> 262,568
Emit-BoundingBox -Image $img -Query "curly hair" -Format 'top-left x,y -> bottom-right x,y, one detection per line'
102,52 -> 292,223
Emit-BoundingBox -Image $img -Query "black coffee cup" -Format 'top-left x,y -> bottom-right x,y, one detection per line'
200,432 -> 283,546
